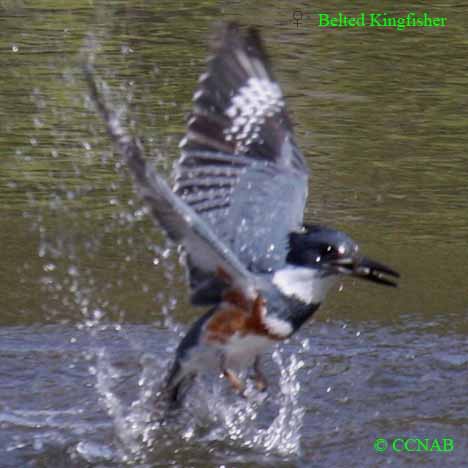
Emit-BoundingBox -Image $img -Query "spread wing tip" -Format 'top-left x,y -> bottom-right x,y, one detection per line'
182,22 -> 306,172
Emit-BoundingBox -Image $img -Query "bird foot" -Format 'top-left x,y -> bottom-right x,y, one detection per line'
223,368 -> 246,396
254,375 -> 268,392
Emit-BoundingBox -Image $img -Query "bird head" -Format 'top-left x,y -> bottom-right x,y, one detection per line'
287,224 -> 399,287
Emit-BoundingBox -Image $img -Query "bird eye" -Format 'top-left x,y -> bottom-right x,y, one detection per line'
321,244 -> 336,257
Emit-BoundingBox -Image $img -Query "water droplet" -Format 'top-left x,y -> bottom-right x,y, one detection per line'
93,309 -> 104,320
33,117 -> 43,128
43,263 -> 56,272
121,44 -> 134,54
182,426 -> 195,440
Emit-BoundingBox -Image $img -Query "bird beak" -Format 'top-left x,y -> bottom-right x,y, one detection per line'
330,256 -> 400,287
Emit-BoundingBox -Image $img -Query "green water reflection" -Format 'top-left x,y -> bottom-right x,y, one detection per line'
0,1 -> 467,333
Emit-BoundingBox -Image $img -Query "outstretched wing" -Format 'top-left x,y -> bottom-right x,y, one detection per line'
84,65 -> 259,299
174,23 -> 309,280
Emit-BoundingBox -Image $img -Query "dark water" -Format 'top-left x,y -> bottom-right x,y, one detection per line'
1,1 -> 467,466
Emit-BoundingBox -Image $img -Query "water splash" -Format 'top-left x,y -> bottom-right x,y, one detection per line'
93,347 -> 170,463
89,337 -> 305,461
199,347 -> 305,456
256,350 -> 305,455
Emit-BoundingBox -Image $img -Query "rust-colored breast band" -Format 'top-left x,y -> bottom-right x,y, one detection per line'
204,291 -> 283,344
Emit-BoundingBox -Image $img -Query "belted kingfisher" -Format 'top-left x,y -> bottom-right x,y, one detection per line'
85,23 -> 399,410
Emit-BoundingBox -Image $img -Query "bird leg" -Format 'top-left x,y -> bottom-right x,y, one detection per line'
220,349 -> 246,395
253,356 -> 268,392
222,368 -> 246,396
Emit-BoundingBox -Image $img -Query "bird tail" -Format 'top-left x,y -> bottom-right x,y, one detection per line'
157,360 -> 196,412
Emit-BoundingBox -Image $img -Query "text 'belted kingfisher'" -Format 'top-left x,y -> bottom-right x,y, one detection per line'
85,22 -> 399,410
